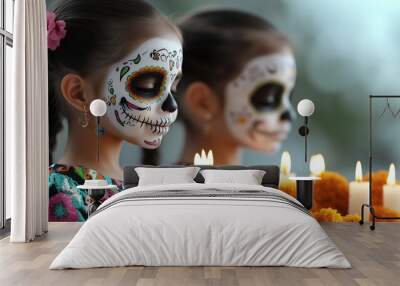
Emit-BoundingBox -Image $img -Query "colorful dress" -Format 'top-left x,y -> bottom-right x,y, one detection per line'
49,164 -> 123,222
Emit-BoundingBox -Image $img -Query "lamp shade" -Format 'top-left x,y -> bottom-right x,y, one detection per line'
90,99 -> 107,117
297,99 -> 315,117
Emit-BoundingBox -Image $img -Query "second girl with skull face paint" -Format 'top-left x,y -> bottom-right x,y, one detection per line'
48,0 -> 182,221
175,9 -> 296,165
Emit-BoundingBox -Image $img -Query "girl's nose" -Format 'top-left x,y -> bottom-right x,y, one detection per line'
280,110 -> 293,122
162,93 -> 178,113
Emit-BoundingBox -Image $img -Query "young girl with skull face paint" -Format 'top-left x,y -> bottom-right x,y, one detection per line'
48,0 -> 182,221
176,9 -> 296,165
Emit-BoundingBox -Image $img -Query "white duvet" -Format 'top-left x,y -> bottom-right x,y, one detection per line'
50,183 -> 351,269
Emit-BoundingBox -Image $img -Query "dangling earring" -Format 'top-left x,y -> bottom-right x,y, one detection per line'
79,105 -> 89,128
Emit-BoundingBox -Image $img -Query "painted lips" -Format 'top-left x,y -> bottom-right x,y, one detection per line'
249,121 -> 289,141
144,138 -> 161,147
253,129 -> 288,141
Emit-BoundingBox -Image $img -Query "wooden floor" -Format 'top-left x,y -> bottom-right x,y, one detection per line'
0,223 -> 399,286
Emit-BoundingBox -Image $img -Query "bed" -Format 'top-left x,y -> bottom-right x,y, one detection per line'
50,165 -> 350,269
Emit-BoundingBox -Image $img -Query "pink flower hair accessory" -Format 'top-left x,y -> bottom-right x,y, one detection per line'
47,11 -> 67,51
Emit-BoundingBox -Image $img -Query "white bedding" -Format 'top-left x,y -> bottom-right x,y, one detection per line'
50,183 -> 351,269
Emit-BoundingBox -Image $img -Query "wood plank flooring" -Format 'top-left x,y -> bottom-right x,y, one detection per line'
0,222 -> 399,286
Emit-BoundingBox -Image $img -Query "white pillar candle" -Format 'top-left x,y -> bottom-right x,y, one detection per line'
349,161 -> 369,220
279,151 -> 296,196
383,163 -> 400,211
309,154 -> 325,177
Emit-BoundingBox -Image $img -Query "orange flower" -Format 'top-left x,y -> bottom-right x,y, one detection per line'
312,208 -> 343,222
342,214 -> 361,222
312,171 -> 349,215
312,208 -> 361,222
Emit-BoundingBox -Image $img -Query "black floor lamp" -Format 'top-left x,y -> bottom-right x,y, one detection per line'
290,99 -> 319,210
297,99 -> 315,162
89,99 -> 107,162
78,99 -> 117,216
360,95 -> 400,230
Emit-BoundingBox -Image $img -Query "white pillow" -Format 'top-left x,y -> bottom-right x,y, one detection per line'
135,167 -> 200,186
200,169 -> 266,185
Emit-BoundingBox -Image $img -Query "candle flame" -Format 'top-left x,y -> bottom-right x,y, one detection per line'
207,150 -> 214,165
310,154 -> 325,176
201,149 -> 206,160
194,149 -> 214,165
280,151 -> 291,175
355,161 -> 363,182
387,163 -> 396,185
194,153 -> 201,165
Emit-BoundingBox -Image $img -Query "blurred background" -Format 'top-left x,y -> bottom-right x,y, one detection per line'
54,0 -> 400,179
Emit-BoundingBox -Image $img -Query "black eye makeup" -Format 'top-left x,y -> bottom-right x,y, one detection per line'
250,82 -> 285,111
126,67 -> 166,101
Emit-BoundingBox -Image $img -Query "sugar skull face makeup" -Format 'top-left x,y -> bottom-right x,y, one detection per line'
104,38 -> 182,148
224,53 -> 296,153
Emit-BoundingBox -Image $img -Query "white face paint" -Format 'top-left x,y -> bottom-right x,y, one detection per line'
104,38 -> 182,149
224,53 -> 296,153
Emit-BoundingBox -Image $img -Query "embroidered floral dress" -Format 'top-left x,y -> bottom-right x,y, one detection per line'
49,164 -> 123,222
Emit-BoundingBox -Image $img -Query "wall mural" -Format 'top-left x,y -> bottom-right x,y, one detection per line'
46,0 -> 400,223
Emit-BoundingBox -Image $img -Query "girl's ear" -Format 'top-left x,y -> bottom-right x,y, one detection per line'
60,73 -> 91,112
183,81 -> 221,123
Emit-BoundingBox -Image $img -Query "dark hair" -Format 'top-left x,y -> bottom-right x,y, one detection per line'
48,0 -> 180,163
176,9 -> 291,127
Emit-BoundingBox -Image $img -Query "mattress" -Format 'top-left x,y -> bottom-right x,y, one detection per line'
50,183 -> 351,269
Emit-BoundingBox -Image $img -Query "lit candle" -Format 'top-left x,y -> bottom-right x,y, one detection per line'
279,151 -> 296,197
194,149 -> 214,165
383,163 -> 400,211
309,154 -> 325,177
348,161 -> 369,220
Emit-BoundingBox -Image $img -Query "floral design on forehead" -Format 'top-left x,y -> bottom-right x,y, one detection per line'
104,38 -> 183,149
150,48 -> 181,70
224,53 -> 297,153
